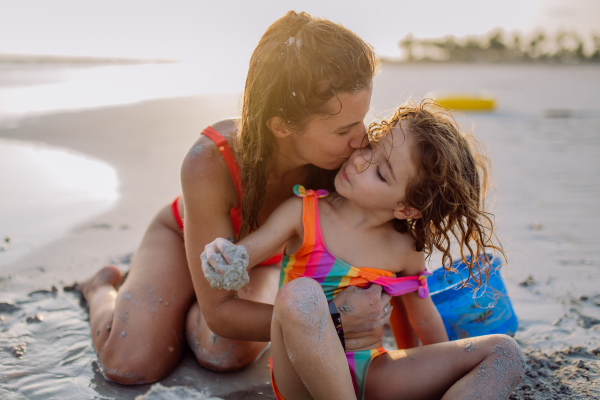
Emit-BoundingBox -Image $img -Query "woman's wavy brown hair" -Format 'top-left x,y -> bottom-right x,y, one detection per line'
368,99 -> 505,290
234,11 -> 378,239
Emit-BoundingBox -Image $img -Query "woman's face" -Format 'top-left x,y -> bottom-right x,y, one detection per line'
290,88 -> 372,170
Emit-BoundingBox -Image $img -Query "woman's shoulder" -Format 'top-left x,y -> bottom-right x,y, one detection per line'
210,119 -> 239,142
180,120 -> 240,207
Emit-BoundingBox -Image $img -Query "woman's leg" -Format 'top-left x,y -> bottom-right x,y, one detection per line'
79,204 -> 196,384
270,278 -> 356,400
364,334 -> 525,400
79,203 -> 280,384
185,262 -> 281,371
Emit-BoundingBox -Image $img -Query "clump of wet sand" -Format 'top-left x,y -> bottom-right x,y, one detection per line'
201,242 -> 249,291
509,346 -> 600,399
135,383 -> 223,400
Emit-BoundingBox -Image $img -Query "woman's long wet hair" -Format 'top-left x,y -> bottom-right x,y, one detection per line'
368,99 -> 506,290
235,10 -> 378,239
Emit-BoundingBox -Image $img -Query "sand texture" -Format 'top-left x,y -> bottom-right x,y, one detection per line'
511,346 -> 600,399
0,63 -> 599,399
201,242 -> 249,291
135,383 -> 223,400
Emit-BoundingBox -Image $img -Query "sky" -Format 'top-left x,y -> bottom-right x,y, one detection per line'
0,0 -> 598,62
0,0 -> 597,94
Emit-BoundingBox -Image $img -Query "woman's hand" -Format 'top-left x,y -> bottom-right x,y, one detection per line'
332,284 -> 392,333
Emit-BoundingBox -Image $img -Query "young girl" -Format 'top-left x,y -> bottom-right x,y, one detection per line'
202,100 -> 525,400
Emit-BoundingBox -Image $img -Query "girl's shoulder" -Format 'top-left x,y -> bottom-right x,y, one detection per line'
386,227 -> 426,277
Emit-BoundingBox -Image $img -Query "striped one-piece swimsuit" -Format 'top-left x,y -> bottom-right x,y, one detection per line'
270,185 -> 431,400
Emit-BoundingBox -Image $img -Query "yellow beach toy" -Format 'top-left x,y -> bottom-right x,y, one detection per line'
434,95 -> 496,111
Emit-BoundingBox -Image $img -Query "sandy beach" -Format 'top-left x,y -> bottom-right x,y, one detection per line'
1,63 -> 599,399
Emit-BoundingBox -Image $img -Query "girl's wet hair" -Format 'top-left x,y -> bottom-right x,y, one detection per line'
368,99 -> 506,289
235,10 -> 378,239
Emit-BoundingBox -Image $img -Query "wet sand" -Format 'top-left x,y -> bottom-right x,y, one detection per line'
1,63 -> 600,398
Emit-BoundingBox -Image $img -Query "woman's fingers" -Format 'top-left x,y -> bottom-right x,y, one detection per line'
333,284 -> 394,333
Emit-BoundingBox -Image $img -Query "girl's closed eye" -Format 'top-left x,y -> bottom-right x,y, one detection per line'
376,166 -> 386,182
338,129 -> 350,136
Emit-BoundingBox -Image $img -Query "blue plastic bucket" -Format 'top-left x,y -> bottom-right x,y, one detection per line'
429,254 -> 518,340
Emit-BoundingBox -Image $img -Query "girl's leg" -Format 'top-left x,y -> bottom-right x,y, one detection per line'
364,334 -> 525,400
79,203 -> 278,384
185,263 -> 281,371
270,278 -> 356,400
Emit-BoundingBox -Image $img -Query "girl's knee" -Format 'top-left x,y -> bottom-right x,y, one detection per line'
487,334 -> 526,381
274,278 -> 328,324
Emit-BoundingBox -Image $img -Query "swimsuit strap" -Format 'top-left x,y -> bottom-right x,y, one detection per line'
293,185 -> 329,250
201,126 -> 242,204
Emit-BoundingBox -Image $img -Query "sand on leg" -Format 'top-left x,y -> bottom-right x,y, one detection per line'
270,277 -> 356,400
79,204 -> 196,384
80,202 -> 281,383
185,262 -> 281,371
364,334 -> 525,400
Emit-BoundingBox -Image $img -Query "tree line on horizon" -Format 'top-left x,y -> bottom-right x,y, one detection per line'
391,30 -> 600,64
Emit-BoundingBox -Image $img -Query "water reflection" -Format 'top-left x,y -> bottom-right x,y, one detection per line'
0,62 -> 244,126
0,139 -> 118,267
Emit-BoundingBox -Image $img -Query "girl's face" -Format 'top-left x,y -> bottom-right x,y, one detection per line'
335,120 -> 419,216
290,88 -> 372,170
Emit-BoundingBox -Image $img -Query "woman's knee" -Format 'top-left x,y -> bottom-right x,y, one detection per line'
100,344 -> 181,385
274,278 -> 328,327
185,302 -> 265,372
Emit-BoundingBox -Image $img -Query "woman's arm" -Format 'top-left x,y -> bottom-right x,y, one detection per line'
182,131 -> 275,342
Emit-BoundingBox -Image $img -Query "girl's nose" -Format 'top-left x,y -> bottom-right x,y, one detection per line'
352,148 -> 370,172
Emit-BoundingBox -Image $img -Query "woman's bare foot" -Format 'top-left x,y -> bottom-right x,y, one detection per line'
77,265 -> 123,300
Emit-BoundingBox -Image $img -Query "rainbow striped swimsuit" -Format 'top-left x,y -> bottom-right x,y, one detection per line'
275,185 -> 431,399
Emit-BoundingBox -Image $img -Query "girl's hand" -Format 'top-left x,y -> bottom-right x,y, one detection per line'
332,284 -> 392,333
202,237 -> 238,271
201,238 -> 250,291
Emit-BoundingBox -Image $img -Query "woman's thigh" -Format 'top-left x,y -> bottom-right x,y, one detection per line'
99,203 -> 195,380
364,335 -> 521,400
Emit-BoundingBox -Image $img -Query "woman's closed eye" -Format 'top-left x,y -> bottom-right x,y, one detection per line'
376,166 -> 387,182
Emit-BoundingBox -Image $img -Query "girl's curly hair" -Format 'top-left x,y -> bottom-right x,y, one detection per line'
368,99 -> 505,289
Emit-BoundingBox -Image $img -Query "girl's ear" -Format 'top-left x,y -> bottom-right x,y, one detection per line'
394,205 -> 422,220
266,116 -> 292,139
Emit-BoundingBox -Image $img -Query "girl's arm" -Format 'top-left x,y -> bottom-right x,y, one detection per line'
402,291 -> 448,345
203,197 -> 302,272
393,247 -> 447,346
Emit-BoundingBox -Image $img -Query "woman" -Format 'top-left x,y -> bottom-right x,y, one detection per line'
79,10 -> 392,384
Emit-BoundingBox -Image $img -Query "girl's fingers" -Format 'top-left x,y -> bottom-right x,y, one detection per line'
215,237 -> 236,264
203,242 -> 225,273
